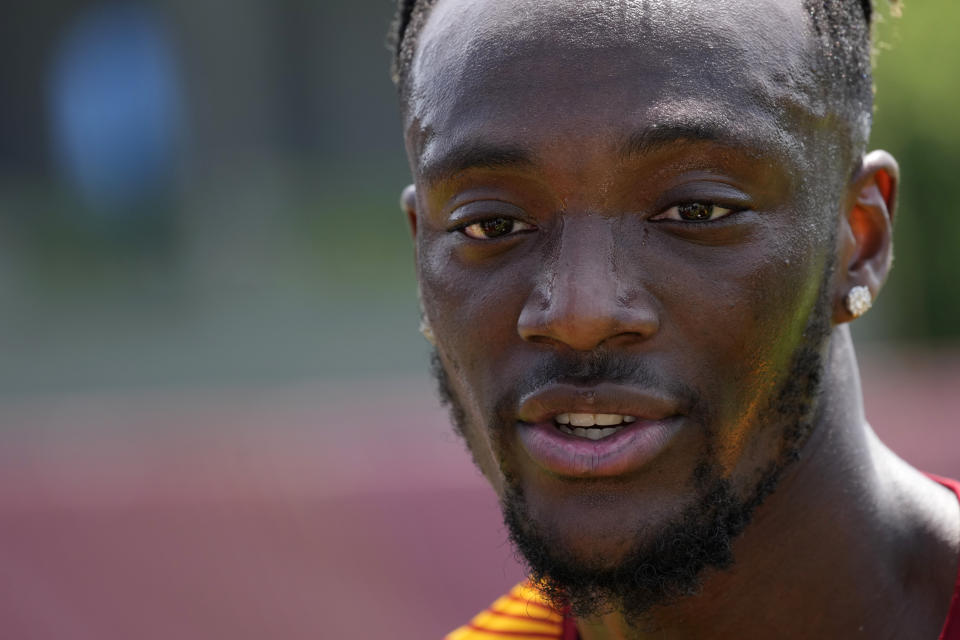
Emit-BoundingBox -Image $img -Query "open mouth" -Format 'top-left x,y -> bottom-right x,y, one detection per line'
553,413 -> 637,440
516,383 -> 682,476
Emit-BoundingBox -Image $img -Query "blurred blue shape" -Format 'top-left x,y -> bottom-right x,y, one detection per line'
49,3 -> 184,219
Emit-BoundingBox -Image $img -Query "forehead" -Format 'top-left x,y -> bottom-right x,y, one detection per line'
406,0 -> 831,179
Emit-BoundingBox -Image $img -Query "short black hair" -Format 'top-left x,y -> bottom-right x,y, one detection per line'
388,0 -> 899,156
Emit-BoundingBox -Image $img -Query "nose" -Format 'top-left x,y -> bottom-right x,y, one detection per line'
517,218 -> 660,351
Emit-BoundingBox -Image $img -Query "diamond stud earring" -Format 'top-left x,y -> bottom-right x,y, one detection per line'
419,317 -> 436,345
845,285 -> 872,318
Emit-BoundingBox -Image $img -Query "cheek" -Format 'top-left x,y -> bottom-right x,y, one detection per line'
417,238 -> 534,490
418,236 -> 532,386
640,225 -> 827,452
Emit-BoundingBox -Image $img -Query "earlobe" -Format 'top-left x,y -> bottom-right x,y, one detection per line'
401,184 -> 418,238
833,150 -> 899,324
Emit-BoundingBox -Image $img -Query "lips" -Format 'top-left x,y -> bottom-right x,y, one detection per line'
515,382 -> 684,477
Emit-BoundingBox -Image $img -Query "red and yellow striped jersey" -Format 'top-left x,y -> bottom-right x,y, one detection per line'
445,581 -> 578,640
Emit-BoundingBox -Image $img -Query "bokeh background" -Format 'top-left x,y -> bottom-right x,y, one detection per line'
0,1 -> 957,638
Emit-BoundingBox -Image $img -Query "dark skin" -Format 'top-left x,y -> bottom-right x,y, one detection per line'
399,0 -> 960,637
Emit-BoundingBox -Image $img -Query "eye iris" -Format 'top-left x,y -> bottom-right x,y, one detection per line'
480,218 -> 513,237
678,203 -> 713,221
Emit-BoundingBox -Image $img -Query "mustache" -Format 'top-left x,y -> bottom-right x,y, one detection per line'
521,349 -> 667,388
492,349 -> 702,423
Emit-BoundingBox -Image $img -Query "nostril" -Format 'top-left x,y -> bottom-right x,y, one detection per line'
523,334 -> 561,347
602,331 -> 654,349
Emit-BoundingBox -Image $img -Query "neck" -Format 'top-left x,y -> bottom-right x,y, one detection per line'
577,326 -> 959,639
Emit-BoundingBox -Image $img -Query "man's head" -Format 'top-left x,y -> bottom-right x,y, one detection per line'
393,0 -> 898,622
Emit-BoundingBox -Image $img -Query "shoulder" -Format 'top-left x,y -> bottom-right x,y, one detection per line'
444,581 -> 566,640
928,475 -> 960,640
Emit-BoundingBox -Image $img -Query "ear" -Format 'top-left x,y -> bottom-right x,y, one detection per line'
401,184 -> 418,238
833,150 -> 899,324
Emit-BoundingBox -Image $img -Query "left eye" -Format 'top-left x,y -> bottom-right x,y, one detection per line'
653,202 -> 735,222
459,217 -> 535,239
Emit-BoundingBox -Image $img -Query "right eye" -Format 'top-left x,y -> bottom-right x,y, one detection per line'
651,202 -> 737,223
459,217 -> 536,240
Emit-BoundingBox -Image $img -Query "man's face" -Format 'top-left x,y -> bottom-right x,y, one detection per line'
405,0 -> 850,617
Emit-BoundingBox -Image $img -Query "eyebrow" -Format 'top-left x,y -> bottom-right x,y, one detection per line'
418,142 -> 535,185
619,119 -> 762,157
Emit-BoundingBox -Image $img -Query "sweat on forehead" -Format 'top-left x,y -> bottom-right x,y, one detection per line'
395,0 -> 876,169
416,0 -> 811,49
405,0 -> 851,177
409,0 -> 820,102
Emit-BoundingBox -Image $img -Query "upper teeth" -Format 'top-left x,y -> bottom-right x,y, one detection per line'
554,413 -> 637,427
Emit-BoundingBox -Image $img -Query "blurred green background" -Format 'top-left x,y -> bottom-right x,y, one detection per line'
871,3 -> 960,342
0,0 -> 956,398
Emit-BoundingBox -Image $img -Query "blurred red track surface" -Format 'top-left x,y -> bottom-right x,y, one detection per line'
0,351 -> 958,639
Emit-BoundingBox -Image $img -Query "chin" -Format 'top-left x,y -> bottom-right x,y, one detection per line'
507,482 -> 693,569
499,456 -> 789,620
531,523 -> 647,574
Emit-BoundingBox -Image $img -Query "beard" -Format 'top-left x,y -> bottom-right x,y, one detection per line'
429,278 -> 832,625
